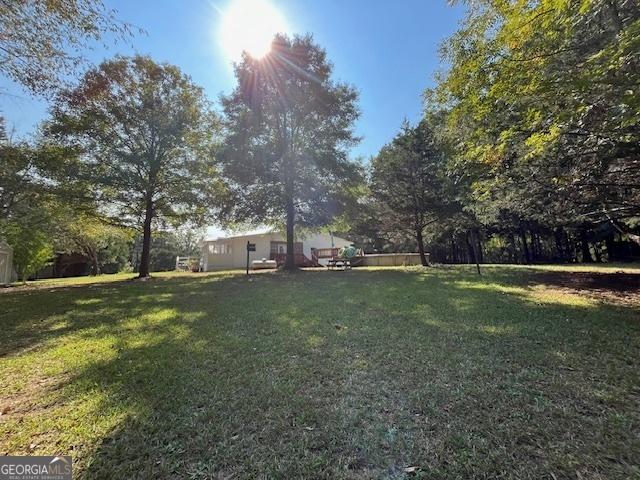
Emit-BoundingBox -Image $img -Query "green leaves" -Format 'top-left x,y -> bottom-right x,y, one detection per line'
47,55 -> 224,276
370,120 -> 454,241
219,34 -> 361,231
2,208 -> 54,282
48,55 -> 223,230
0,0 -> 137,97
433,0 -> 640,227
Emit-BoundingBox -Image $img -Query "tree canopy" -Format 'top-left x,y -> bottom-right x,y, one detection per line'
370,120 -> 451,266
348,1 -> 640,267
219,34 -> 361,270
3,3 -> 639,279
47,55 -> 223,277
0,0 -> 135,96
431,0 -> 639,234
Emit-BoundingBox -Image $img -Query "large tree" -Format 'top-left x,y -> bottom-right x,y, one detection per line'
1,191 -> 58,282
48,55 -> 223,278
0,140 -> 82,222
370,120 -> 449,266
0,123 -> 95,280
220,34 -> 361,270
0,0 -> 134,96
56,212 -> 132,275
432,0 -> 640,242
3,214 -> 53,282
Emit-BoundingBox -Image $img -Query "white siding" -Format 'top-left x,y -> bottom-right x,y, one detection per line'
203,232 -> 282,270
201,231 -> 351,270
300,233 -> 351,260
0,241 -> 14,284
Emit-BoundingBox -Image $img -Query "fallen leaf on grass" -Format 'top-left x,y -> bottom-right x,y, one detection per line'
559,365 -> 576,371
404,466 -> 420,474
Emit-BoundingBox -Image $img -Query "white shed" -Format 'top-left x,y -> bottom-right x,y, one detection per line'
0,240 -> 15,284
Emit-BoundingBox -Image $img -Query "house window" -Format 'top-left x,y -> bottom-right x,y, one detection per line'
208,243 -> 231,254
270,241 -> 303,254
270,242 -> 285,254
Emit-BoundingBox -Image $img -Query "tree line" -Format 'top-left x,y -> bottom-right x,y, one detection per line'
351,0 -> 639,269
1,1 -> 360,279
1,0 -> 638,281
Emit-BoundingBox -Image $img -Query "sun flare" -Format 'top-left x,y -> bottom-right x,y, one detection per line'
219,0 -> 289,61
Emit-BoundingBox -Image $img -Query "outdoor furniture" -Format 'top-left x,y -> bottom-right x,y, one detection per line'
175,256 -> 200,272
326,245 -> 365,270
327,258 -> 351,270
251,258 -> 277,270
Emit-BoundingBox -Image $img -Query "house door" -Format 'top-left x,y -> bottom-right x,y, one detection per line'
270,241 -> 305,265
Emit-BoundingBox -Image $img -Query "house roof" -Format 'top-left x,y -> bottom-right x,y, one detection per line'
202,229 -> 351,244
203,227 -> 275,243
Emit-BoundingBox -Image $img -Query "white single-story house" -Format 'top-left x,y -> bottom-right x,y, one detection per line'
202,230 -> 352,270
0,240 -> 15,284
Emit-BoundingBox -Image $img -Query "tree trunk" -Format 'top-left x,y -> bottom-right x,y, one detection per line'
466,233 -> 474,264
451,238 -> 457,264
416,227 -> 429,266
467,231 -> 481,275
554,227 -> 565,262
604,235 -> 616,262
567,229 -> 578,262
534,231 -> 544,262
138,198 -> 154,278
580,228 -> 594,263
520,228 -> 531,264
90,250 -> 99,276
475,230 -> 484,264
593,242 -> 602,262
508,233 -> 516,263
530,230 -> 538,262
284,193 -> 296,271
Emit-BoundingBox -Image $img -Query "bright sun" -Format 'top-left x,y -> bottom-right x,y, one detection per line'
219,0 -> 289,61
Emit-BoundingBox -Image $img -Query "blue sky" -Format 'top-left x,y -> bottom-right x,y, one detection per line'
1,0 -> 464,160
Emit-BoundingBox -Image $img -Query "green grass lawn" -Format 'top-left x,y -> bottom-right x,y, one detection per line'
1,266 -> 639,479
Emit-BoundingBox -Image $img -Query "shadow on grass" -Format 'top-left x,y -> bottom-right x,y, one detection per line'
1,268 -> 639,478
0,273 -> 240,358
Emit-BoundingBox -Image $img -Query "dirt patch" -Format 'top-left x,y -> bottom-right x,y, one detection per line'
0,372 -> 71,421
531,271 -> 640,307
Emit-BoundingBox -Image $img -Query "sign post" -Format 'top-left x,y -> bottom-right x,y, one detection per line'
246,241 -> 256,274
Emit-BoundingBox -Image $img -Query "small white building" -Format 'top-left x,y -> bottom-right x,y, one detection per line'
201,230 -> 351,270
0,240 -> 15,284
